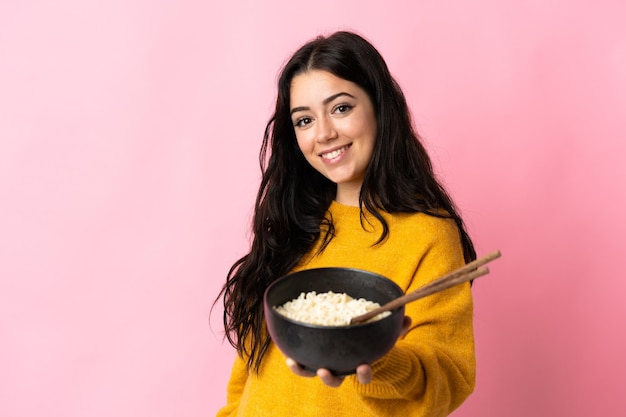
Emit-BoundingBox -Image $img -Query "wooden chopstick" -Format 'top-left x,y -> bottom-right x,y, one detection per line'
349,250 -> 501,325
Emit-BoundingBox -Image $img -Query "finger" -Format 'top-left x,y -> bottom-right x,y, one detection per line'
286,358 -> 316,377
355,363 -> 372,384
316,368 -> 345,388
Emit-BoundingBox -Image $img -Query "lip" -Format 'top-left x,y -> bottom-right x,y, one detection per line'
319,144 -> 351,161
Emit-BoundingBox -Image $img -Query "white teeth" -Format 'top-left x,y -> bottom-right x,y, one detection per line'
322,146 -> 348,160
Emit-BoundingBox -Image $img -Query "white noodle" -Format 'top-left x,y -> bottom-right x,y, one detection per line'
274,291 -> 391,326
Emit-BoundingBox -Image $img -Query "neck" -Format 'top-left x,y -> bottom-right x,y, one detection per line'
335,183 -> 362,207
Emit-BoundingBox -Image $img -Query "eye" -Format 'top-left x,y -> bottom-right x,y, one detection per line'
333,104 -> 353,114
294,117 -> 312,128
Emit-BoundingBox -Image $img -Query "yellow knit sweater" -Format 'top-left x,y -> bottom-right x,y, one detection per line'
217,201 -> 475,417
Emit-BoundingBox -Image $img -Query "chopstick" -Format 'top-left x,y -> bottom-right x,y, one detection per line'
349,250 -> 502,325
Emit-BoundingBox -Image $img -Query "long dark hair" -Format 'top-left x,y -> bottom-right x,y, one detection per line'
217,31 -> 476,372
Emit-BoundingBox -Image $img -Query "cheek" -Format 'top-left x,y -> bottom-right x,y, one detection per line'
358,121 -> 377,152
352,111 -> 377,138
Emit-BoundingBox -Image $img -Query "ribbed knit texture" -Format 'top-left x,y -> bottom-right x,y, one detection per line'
217,201 -> 475,417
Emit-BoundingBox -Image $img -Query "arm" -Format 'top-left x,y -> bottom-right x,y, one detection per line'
351,219 -> 475,416
286,215 -> 475,415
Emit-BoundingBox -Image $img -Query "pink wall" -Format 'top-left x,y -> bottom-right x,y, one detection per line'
1,1 -> 624,416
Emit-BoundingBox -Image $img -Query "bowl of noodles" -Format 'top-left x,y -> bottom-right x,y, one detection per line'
263,267 -> 406,376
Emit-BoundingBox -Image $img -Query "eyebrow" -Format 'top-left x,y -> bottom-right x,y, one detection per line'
290,92 -> 356,116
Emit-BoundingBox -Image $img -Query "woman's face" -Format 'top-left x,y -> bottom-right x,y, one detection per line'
289,70 -> 377,206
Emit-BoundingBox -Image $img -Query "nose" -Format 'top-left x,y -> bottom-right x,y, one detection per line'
314,116 -> 338,143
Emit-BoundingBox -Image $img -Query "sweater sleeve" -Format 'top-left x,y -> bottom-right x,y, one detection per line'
351,217 -> 475,416
216,353 -> 249,417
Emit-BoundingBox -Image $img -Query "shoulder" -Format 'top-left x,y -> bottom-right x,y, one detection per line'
387,211 -> 460,241
385,211 -> 463,261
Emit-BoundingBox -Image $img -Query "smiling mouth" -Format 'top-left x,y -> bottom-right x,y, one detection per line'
321,145 -> 350,160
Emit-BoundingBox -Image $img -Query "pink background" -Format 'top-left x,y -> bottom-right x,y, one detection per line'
1,1 -> 624,416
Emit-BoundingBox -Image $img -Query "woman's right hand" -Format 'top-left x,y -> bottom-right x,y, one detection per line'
286,358 -> 372,387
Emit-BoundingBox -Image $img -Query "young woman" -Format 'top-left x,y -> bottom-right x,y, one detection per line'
216,30 -> 477,417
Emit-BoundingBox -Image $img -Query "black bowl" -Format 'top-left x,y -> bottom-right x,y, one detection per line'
264,267 -> 405,376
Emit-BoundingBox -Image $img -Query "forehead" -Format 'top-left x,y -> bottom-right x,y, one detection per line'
289,70 -> 365,104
